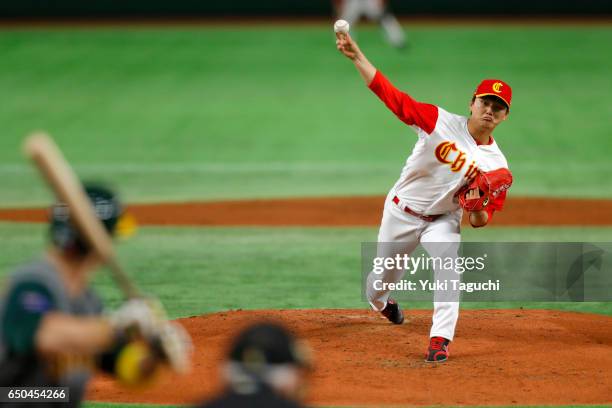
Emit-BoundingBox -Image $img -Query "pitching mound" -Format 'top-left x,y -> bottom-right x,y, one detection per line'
87,309 -> 612,406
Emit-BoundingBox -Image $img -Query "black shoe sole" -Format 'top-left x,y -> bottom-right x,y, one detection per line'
382,311 -> 404,324
424,356 -> 448,363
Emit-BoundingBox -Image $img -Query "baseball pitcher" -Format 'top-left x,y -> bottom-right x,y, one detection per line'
335,32 -> 513,362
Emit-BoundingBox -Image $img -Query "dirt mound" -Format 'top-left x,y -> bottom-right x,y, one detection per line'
3,196 -> 612,226
87,309 -> 612,406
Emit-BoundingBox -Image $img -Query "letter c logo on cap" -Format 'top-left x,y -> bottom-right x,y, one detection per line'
492,82 -> 503,93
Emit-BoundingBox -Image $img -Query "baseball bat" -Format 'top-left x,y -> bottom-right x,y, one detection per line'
23,131 -> 141,299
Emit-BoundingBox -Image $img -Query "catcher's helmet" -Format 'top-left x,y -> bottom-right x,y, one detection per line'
228,322 -> 310,370
49,183 -> 123,254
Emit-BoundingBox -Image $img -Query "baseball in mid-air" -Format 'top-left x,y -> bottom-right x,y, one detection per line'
334,19 -> 350,34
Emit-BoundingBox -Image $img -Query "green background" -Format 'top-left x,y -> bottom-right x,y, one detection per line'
0,24 -> 611,407
1,26 -> 612,207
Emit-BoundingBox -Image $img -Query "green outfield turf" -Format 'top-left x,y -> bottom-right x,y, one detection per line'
0,26 -> 611,207
1,222 -> 610,318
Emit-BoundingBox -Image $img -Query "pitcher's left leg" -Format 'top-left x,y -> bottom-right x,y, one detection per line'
421,213 -> 461,361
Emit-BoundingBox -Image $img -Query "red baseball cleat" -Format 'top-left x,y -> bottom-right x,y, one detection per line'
425,336 -> 450,362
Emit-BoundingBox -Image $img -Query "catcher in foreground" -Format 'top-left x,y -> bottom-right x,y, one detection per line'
336,31 -> 513,362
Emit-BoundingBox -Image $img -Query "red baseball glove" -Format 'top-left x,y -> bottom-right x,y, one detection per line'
458,168 -> 513,211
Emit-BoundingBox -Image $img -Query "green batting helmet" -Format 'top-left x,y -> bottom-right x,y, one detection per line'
49,183 -> 124,254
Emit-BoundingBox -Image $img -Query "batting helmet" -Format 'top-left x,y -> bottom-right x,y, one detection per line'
49,183 -> 124,255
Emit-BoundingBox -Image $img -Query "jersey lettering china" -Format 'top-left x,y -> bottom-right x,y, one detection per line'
369,71 -> 510,218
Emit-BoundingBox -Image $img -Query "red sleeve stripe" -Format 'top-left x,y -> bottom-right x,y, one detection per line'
368,70 -> 439,134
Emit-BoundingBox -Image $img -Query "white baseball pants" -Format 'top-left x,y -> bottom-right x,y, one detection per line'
338,0 -> 406,47
366,192 -> 462,341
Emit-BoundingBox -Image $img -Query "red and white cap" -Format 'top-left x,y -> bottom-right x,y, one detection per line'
474,79 -> 512,109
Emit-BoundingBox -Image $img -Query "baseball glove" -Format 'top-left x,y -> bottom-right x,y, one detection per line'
109,298 -> 193,374
458,168 -> 513,211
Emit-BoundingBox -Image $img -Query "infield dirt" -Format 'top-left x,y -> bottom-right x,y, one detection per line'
87,309 -> 612,406
2,195 -> 612,226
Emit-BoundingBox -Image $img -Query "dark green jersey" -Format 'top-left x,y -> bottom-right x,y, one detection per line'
0,257 -> 104,407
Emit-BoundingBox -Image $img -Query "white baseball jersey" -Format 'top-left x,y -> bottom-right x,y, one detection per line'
369,71 -> 510,218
